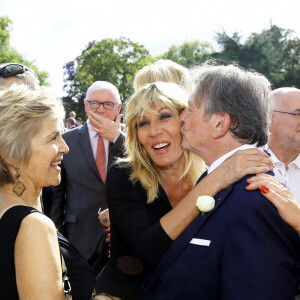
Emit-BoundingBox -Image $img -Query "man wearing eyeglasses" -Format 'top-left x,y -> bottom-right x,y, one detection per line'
51,81 -> 125,267
0,63 -> 39,89
266,87 -> 300,204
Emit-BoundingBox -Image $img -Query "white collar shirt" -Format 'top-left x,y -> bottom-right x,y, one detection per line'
265,144 -> 300,204
208,144 -> 257,175
207,143 -> 284,187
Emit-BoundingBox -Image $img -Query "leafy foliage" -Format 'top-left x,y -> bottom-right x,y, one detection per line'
214,25 -> 300,88
0,16 -> 49,86
63,37 -> 152,118
158,41 -> 215,67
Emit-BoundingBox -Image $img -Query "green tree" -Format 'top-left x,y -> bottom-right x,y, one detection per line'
214,25 -> 300,88
159,41 -> 215,67
0,16 -> 49,85
63,37 -> 152,118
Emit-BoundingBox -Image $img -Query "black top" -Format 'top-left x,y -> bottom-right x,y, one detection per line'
95,164 -> 173,300
0,205 -> 95,300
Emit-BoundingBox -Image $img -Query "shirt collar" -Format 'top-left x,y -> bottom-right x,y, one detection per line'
86,119 -> 99,139
294,153 -> 300,168
208,144 -> 258,174
264,144 -> 280,164
266,144 -> 300,168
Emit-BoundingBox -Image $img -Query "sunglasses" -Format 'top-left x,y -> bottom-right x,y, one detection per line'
0,63 -> 38,79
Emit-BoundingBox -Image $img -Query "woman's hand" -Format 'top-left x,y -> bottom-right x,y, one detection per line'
209,148 -> 274,191
98,208 -> 111,228
246,173 -> 300,235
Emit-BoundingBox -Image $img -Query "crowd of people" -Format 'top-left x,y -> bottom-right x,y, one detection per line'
0,60 -> 299,300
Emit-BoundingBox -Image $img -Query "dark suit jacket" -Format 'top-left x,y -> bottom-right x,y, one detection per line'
143,173 -> 300,300
51,122 -> 125,260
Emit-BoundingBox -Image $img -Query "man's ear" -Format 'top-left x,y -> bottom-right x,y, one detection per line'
116,103 -> 122,114
84,99 -> 88,111
212,113 -> 231,139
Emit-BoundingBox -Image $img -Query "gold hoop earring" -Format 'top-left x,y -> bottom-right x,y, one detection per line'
12,168 -> 26,197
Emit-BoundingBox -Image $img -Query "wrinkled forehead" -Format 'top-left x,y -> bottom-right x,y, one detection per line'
87,88 -> 119,103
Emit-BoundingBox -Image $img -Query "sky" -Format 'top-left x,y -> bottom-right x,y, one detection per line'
1,0 -> 300,97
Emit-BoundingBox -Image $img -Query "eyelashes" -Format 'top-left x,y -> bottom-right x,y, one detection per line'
138,120 -> 149,127
138,113 -> 173,128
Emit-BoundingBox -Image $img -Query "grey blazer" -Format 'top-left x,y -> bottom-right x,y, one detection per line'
51,122 -> 125,260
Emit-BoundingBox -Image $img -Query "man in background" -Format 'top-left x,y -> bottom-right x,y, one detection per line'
67,117 -> 76,130
266,88 -> 300,203
51,81 -> 124,264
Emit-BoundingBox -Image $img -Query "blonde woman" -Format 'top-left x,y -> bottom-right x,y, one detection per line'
95,82 -> 273,300
133,59 -> 189,90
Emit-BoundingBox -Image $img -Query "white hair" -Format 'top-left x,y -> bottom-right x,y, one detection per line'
86,81 -> 121,103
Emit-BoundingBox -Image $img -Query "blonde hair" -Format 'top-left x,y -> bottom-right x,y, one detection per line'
122,82 -> 204,203
133,59 -> 189,91
0,84 -> 65,184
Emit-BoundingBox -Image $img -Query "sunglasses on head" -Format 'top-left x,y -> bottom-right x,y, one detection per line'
0,63 -> 38,79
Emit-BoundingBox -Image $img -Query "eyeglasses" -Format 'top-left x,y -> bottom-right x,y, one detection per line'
0,63 -> 38,79
87,100 -> 118,110
274,110 -> 300,118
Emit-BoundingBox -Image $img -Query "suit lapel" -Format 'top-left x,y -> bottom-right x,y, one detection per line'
78,123 -> 101,180
144,176 -> 233,292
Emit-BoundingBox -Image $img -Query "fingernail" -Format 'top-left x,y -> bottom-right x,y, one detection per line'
256,173 -> 262,175
246,184 -> 250,187
260,185 -> 269,194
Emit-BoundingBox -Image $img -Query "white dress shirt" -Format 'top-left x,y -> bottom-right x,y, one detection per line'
208,144 -> 258,174
265,145 -> 300,204
207,143 -> 285,186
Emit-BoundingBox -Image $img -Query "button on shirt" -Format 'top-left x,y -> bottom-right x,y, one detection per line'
265,145 -> 300,204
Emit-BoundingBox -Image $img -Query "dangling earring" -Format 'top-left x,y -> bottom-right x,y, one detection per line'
12,168 -> 26,197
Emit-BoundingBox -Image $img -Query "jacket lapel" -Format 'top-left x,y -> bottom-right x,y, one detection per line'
78,123 -> 101,180
144,179 -> 233,292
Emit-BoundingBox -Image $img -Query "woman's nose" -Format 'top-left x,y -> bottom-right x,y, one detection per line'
149,122 -> 162,136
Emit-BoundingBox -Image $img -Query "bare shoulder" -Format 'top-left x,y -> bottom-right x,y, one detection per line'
18,212 -> 58,245
15,212 -> 64,299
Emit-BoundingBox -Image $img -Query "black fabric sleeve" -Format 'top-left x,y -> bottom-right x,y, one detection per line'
58,231 -> 96,299
51,160 -> 66,234
106,164 -> 173,270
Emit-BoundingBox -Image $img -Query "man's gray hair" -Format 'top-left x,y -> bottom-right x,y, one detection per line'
86,81 -> 121,103
191,61 -> 271,147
